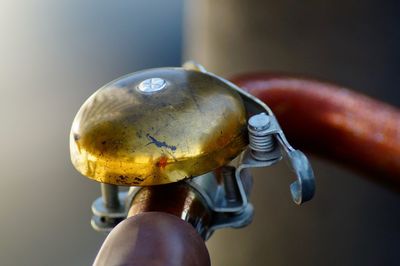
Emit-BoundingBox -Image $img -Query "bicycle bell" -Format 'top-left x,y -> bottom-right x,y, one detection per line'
70,62 -> 315,239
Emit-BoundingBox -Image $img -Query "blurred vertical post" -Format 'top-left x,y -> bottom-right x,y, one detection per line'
183,1 -> 400,266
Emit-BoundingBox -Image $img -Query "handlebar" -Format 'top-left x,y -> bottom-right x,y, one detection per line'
94,212 -> 210,266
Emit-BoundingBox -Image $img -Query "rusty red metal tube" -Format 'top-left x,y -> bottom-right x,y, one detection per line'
232,73 -> 400,187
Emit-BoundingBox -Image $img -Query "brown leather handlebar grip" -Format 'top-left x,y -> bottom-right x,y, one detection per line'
232,73 -> 400,187
93,212 -> 210,266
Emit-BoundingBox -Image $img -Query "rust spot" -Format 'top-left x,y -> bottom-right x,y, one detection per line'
156,156 -> 168,169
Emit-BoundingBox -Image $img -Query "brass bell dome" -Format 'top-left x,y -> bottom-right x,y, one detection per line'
70,67 -> 248,186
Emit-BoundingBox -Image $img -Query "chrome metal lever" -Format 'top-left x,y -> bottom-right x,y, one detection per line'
207,70 -> 316,205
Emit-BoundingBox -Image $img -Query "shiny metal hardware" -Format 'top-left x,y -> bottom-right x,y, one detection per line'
91,168 -> 253,240
206,65 -> 316,205
137,77 -> 167,93
248,113 -> 275,159
71,61 -> 315,237
188,167 -> 253,239
91,188 -> 127,231
244,111 -> 315,204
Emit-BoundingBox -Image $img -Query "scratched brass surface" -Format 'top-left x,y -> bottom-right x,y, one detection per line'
70,68 -> 248,186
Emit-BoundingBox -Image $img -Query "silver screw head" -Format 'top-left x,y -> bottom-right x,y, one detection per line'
137,78 -> 167,93
248,112 -> 271,131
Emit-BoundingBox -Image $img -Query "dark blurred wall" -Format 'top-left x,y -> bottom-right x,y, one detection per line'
0,1 -> 182,265
184,1 -> 400,266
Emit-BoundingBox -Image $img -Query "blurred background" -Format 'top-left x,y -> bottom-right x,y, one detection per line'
1,0 -> 399,265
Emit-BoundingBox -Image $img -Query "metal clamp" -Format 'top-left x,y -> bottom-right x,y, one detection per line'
90,168 -> 254,240
187,167 -> 254,240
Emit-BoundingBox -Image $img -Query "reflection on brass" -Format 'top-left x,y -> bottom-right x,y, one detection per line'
70,68 -> 248,186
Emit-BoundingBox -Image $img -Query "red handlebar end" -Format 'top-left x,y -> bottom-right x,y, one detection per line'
94,212 -> 210,266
